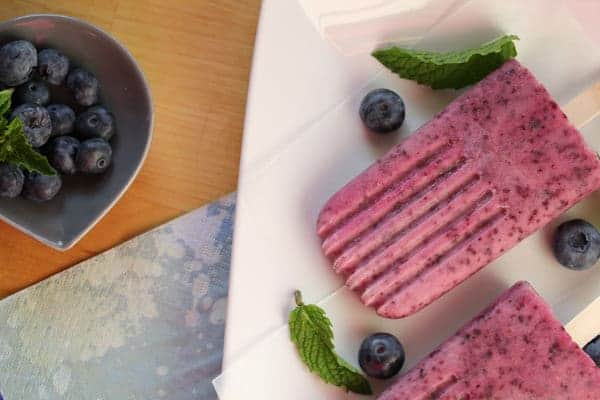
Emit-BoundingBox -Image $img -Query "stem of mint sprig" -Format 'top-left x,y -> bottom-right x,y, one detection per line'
0,89 -> 56,176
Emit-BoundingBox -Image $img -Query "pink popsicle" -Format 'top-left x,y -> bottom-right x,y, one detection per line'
378,281 -> 600,399
317,59 -> 600,318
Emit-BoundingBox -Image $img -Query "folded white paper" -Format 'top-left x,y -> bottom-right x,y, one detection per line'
298,0 -> 471,54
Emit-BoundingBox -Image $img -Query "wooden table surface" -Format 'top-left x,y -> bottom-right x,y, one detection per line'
0,0 -> 260,298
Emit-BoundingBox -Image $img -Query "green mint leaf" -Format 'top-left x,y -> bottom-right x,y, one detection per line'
0,89 -> 13,117
0,118 -> 56,175
373,34 -> 519,89
289,291 -> 372,395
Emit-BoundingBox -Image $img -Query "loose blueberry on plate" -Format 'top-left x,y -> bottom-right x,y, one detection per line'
0,163 -> 24,198
10,103 -> 52,148
47,136 -> 80,175
47,104 -> 76,137
76,106 -> 116,140
14,79 -> 50,106
37,48 -> 70,85
66,68 -> 99,106
553,219 -> 600,270
358,332 -> 405,379
0,40 -> 37,87
584,335 -> 600,367
359,88 -> 406,134
23,172 -> 62,202
76,138 -> 112,174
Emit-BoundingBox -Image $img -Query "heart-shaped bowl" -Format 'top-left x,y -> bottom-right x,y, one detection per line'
0,14 -> 153,250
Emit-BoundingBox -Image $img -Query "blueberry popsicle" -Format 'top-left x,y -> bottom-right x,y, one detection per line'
317,59 -> 600,318
378,282 -> 600,399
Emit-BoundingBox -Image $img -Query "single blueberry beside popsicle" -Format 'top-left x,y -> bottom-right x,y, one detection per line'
359,89 -> 405,134
584,335 -> 600,367
358,332 -> 405,379
553,219 -> 600,270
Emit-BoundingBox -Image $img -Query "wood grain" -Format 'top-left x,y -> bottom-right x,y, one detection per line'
0,0 -> 259,297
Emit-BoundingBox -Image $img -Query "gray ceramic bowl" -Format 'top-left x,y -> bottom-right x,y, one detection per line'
0,15 -> 153,250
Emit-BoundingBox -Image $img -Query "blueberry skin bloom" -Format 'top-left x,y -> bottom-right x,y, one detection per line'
10,103 -> 52,148
67,68 -> 99,106
76,106 -> 116,141
14,80 -> 50,106
553,219 -> 600,270
47,136 -> 80,175
76,138 -> 112,174
359,88 -> 406,134
0,163 -> 24,198
23,172 -> 62,202
38,48 -> 70,85
47,104 -> 76,137
0,40 -> 37,87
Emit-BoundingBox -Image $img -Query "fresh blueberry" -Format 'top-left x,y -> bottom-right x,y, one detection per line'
38,48 -> 70,85
23,172 -> 62,202
76,106 -> 116,141
47,136 -> 80,175
0,40 -> 37,86
359,89 -> 406,134
76,138 -> 112,174
14,80 -> 50,106
0,163 -> 24,198
584,335 -> 600,367
10,104 -> 52,147
358,332 -> 405,379
66,68 -> 99,106
553,219 -> 600,270
47,104 -> 76,137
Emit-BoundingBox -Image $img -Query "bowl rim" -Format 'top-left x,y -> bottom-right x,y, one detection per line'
0,13 -> 155,251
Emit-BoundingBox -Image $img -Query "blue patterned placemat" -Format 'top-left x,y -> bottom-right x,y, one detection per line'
0,194 -> 235,399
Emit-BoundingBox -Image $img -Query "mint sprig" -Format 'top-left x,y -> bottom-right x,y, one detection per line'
373,34 -> 519,89
289,291 -> 372,395
0,89 -> 56,175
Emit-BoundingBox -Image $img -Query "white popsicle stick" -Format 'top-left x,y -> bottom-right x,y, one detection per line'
566,293 -> 600,348
564,81 -> 600,129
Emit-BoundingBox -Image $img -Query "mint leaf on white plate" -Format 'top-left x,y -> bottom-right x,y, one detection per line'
373,34 -> 519,89
289,290 -> 372,395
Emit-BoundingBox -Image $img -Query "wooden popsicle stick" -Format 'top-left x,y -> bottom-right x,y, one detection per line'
565,294 -> 600,347
563,81 -> 600,129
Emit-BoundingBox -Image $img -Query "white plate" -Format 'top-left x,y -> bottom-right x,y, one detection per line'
222,0 -> 600,396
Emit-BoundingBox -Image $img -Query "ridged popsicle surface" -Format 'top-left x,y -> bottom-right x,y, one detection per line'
317,60 -> 600,318
378,282 -> 600,399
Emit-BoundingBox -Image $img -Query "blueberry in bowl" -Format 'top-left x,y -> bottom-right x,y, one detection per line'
0,14 -> 153,250
46,135 -> 79,175
76,138 -> 112,174
67,67 -> 99,106
76,105 -> 115,141
47,104 -> 76,137
10,103 -> 52,147
14,79 -> 50,105
23,172 -> 62,202
0,40 -> 37,87
38,48 -> 70,85
0,163 -> 24,198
